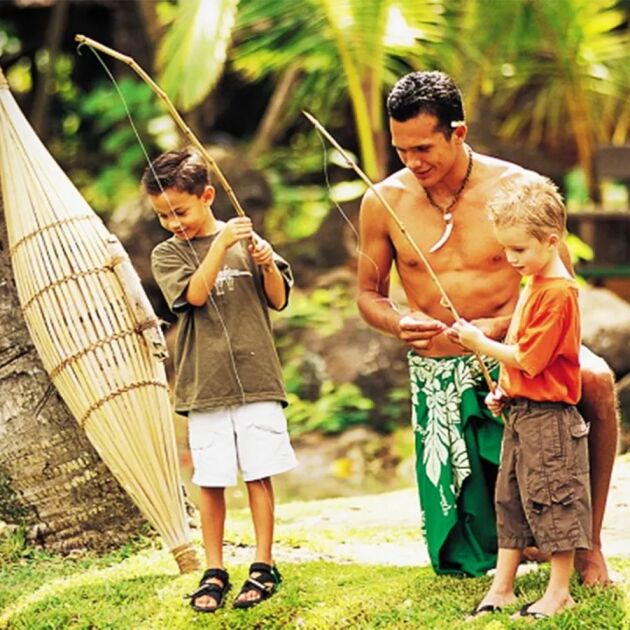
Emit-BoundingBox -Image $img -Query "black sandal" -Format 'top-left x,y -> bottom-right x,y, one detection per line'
515,603 -> 549,620
187,567 -> 231,613
233,562 -> 282,609
467,603 -> 502,618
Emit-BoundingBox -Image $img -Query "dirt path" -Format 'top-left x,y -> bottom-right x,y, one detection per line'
329,456 -> 630,566
244,455 -> 630,568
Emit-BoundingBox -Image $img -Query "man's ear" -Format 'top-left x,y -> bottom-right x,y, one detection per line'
453,123 -> 467,143
201,185 -> 216,204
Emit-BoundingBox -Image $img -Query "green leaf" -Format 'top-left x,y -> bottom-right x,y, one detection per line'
329,179 -> 367,203
157,0 -> 239,111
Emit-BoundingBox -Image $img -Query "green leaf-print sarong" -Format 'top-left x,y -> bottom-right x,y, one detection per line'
409,353 -> 503,576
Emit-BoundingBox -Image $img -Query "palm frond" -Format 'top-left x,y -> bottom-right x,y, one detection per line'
157,0 -> 239,111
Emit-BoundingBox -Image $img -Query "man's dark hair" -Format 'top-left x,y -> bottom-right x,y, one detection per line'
386,71 -> 465,137
142,147 -> 210,196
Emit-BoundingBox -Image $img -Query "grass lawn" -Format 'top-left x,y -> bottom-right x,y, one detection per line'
1,488 -> 629,629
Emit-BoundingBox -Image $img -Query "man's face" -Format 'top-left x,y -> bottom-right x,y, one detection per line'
150,186 -> 215,240
390,113 -> 460,188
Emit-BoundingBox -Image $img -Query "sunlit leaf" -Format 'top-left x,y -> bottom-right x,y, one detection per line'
158,0 -> 238,111
328,148 -> 359,168
329,179 -> 367,203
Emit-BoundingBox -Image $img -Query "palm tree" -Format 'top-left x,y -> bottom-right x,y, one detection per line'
0,198 -> 145,553
157,0 -> 239,113
155,0 -> 446,180
233,0 -> 446,180
435,0 -> 630,200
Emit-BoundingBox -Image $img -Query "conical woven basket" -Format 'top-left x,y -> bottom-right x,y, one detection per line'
0,68 -> 198,574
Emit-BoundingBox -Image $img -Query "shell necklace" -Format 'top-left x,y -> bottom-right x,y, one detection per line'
425,146 -> 473,253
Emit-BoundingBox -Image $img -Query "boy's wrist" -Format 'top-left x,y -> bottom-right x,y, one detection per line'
261,261 -> 277,273
214,230 -> 231,252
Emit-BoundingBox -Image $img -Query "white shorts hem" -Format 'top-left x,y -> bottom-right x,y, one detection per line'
191,474 -> 237,488
242,457 -> 298,483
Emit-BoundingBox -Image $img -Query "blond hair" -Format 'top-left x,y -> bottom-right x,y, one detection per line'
488,176 -> 566,241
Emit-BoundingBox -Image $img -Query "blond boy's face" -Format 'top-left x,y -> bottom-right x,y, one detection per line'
494,224 -> 558,277
150,185 -> 215,240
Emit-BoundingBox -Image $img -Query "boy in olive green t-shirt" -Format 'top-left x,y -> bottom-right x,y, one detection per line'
144,148 -> 297,613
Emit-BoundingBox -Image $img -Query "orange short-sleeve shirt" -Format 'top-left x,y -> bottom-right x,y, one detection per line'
499,276 -> 581,404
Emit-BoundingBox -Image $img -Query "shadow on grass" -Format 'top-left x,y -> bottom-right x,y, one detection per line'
1,561 -> 628,629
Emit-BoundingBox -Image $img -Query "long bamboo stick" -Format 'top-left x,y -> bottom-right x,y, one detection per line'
74,34 -> 246,218
303,110 -> 496,391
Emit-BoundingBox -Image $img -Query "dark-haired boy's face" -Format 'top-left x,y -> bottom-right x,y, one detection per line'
390,113 -> 462,188
150,185 -> 215,240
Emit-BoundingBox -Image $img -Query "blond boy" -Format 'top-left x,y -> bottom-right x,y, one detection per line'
453,177 -> 591,620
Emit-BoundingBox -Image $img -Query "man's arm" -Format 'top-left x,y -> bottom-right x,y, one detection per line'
357,189 -> 401,337
467,314 -> 512,341
357,189 -> 446,351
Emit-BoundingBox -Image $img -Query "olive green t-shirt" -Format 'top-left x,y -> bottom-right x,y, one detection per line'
151,234 -> 292,414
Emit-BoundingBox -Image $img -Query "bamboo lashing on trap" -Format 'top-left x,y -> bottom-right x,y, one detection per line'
0,66 -> 199,573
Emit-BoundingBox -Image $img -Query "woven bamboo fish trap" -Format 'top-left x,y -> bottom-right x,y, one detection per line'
0,68 -> 199,573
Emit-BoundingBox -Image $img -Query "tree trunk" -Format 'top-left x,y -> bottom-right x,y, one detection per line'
30,0 -> 68,140
248,63 -> 302,159
0,195 -> 145,554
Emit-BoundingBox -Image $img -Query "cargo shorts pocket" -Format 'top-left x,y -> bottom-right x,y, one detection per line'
189,431 -> 217,455
568,412 -> 590,474
526,473 -> 575,516
526,474 -> 551,516
247,415 -> 290,458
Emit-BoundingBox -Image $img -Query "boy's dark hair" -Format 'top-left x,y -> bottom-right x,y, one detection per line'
386,71 -> 465,138
142,147 -> 209,197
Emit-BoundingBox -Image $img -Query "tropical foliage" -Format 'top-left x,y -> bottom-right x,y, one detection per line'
233,0 -> 446,179
435,0 -> 630,197
1,0 -> 630,441
158,0 -> 239,111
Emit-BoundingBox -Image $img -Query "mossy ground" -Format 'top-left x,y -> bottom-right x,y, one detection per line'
2,483 -> 629,629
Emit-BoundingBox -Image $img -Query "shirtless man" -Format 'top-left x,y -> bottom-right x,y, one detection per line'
357,71 -> 617,584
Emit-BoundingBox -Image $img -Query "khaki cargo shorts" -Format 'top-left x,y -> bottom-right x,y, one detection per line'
495,399 -> 592,554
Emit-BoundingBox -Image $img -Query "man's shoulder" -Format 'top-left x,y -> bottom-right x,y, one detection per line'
472,152 -> 534,184
365,168 -> 414,204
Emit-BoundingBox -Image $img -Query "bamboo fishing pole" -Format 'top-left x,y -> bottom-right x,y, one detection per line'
303,110 -> 496,391
74,34 -> 246,218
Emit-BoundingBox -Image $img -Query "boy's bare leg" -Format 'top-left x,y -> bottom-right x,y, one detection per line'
576,350 -> 619,586
512,550 -> 576,618
195,486 -> 227,610
467,548 -> 520,618
235,477 -> 275,604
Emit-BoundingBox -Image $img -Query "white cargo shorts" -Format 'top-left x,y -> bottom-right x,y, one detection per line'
188,401 -> 297,487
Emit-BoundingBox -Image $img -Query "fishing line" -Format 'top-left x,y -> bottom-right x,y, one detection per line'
78,44 -> 278,571
77,44 -> 247,407
314,130 -> 403,313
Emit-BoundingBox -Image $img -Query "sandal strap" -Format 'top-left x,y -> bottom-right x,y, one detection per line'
187,581 -> 225,601
235,576 -> 273,602
199,567 -> 229,586
186,567 -> 230,601
247,576 -> 275,593
249,562 -> 281,584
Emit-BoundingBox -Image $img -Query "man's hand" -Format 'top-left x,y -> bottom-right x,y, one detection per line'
398,314 -> 447,351
218,217 -> 253,249
485,386 -> 507,417
248,236 -> 274,269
